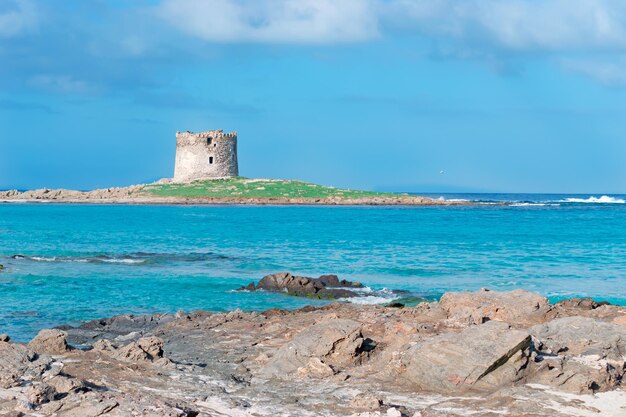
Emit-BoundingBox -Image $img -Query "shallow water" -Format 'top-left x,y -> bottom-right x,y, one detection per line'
1,198 -> 626,340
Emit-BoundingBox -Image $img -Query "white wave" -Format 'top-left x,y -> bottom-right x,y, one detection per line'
16,255 -> 145,264
339,295 -> 398,305
510,203 -> 547,207
510,203 -> 560,207
436,197 -> 470,202
338,287 -> 401,305
100,258 -> 145,264
562,195 -> 625,204
30,256 -> 57,262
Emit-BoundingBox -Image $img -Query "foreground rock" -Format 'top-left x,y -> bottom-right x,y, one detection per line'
403,321 -> 531,393
439,287 -> 550,326
0,289 -> 626,416
239,272 -> 365,299
261,319 -> 366,378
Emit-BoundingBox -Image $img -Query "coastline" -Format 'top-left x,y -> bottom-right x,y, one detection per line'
0,197 -> 469,206
0,186 -> 471,206
1,288 -> 625,416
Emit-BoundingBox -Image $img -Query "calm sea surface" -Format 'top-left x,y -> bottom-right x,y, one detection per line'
1,194 -> 626,341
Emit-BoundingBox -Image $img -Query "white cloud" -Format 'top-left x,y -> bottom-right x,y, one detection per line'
382,0 -> 626,52
155,0 -> 379,44
0,0 -> 38,38
154,0 -> 626,51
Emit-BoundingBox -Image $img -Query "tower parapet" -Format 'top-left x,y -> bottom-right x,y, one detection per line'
173,129 -> 238,182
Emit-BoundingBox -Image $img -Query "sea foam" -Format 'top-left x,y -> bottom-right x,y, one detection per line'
562,195 -> 625,204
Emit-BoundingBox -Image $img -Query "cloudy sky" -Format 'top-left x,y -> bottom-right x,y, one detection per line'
2,0 -> 626,192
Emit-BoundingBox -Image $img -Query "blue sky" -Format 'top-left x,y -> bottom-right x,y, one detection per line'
2,0 -> 626,192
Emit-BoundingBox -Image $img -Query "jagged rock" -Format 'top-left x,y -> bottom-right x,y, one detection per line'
28,329 -> 71,355
240,272 -> 364,299
350,394 -> 383,410
64,313 -> 174,346
0,334 -> 9,342
531,316 -> 626,358
529,316 -> 626,393
439,288 -> 549,326
40,392 -> 119,417
112,336 -> 166,364
296,357 -> 336,378
91,338 -> 116,352
403,321 -> 531,393
261,319 -> 365,378
46,375 -> 85,394
2,290 -> 626,416
0,342 -> 36,388
553,298 -> 610,310
25,383 -> 56,406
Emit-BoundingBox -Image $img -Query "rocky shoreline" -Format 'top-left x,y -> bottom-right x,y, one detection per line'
0,186 -> 467,206
1,288 -> 625,416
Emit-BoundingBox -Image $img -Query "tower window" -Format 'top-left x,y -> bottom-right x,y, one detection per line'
208,156 -> 214,164
207,138 -> 212,145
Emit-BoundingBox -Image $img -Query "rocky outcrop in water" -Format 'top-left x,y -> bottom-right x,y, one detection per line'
1,289 -> 626,416
0,185 -> 465,206
239,272 -> 365,299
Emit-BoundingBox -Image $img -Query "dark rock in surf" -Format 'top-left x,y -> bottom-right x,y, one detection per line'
239,272 -> 364,299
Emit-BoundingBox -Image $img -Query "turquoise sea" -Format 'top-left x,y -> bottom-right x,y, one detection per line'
1,194 -> 626,341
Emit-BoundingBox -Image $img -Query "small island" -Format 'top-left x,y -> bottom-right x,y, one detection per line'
0,129 -> 465,206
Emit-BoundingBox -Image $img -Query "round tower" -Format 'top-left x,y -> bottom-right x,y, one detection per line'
173,130 -> 238,182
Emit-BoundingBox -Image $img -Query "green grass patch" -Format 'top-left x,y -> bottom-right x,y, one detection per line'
142,177 -> 401,199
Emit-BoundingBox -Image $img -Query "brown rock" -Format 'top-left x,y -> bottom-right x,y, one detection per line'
241,272 -> 363,299
350,394 -> 383,410
403,321 -> 531,393
0,342 -> 36,389
296,357 -> 335,378
261,319 -> 365,378
25,382 -> 56,406
439,288 -> 549,326
46,375 -> 85,394
112,336 -> 165,364
28,329 -> 71,354
529,316 -> 626,393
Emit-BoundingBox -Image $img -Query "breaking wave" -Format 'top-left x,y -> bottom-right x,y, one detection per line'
9,252 -> 234,265
338,287 -> 430,306
561,196 -> 625,204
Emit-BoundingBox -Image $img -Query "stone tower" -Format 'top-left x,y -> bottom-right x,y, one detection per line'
173,130 -> 238,182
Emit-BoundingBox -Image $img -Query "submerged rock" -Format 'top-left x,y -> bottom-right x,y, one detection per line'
239,272 -> 364,299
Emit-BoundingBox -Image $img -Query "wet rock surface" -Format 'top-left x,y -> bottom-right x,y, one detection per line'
239,272 -> 365,299
1,289 -> 626,416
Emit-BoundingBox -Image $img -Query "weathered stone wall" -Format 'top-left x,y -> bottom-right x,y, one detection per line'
173,130 -> 238,182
